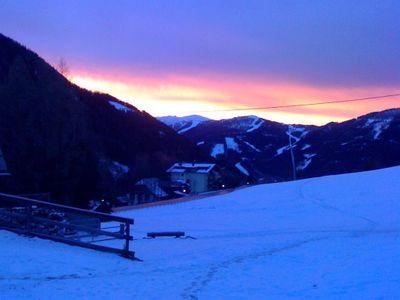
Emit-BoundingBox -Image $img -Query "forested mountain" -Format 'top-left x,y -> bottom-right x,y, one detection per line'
157,115 -> 209,133
0,33 -> 220,206
2,32 -> 398,207
162,109 -> 400,182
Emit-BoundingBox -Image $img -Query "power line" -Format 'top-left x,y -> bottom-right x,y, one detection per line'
193,93 -> 400,113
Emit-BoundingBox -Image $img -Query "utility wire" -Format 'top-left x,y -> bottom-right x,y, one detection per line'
193,93 -> 400,113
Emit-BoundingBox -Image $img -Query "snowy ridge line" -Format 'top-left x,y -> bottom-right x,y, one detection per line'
108,100 -> 135,113
178,121 -> 202,134
158,115 -> 209,126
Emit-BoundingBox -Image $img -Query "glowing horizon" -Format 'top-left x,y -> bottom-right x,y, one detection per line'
1,1 -> 398,126
71,71 -> 399,126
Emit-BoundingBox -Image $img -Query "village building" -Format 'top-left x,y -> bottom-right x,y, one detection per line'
167,163 -> 217,193
130,178 -> 169,205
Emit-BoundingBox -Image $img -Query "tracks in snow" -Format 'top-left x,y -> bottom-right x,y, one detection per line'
181,181 -> 383,299
298,181 -> 378,234
181,236 -> 328,299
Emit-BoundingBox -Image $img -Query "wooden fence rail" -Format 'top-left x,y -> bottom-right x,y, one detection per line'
0,193 -> 135,259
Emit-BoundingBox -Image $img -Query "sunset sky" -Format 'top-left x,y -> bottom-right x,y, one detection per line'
1,0 -> 399,124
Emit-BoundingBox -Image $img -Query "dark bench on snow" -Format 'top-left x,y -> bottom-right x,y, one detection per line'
147,231 -> 185,238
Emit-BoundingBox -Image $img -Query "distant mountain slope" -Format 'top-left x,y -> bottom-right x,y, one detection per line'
157,115 -> 210,134
164,110 -> 400,181
0,33 -> 216,205
297,108 -> 400,179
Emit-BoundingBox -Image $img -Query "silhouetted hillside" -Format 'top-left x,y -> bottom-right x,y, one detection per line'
0,33 -> 216,206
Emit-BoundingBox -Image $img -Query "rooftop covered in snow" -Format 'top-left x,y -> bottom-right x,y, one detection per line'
135,177 -> 168,198
167,163 -> 216,174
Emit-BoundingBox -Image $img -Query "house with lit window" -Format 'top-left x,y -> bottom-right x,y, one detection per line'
166,163 -> 218,193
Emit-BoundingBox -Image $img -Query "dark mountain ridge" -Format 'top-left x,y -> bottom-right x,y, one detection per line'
161,108 -> 400,182
0,33 -> 216,206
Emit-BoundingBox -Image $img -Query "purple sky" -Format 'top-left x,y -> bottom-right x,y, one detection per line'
1,0 -> 399,123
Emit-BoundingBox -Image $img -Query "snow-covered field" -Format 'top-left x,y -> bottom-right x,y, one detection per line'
1,167 -> 400,299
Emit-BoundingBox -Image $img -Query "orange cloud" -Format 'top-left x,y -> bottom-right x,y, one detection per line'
71,70 -> 400,125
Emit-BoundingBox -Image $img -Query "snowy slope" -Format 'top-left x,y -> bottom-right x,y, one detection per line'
157,115 -> 210,133
181,108 -> 400,182
108,100 -> 135,113
1,166 -> 400,299
157,115 -> 209,126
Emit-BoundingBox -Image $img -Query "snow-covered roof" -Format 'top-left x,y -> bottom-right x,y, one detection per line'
167,163 -> 216,174
135,178 -> 168,198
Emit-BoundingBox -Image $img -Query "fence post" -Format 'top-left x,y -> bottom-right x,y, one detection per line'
123,222 -> 130,256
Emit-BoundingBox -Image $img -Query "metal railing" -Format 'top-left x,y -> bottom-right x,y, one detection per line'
0,193 -> 135,258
